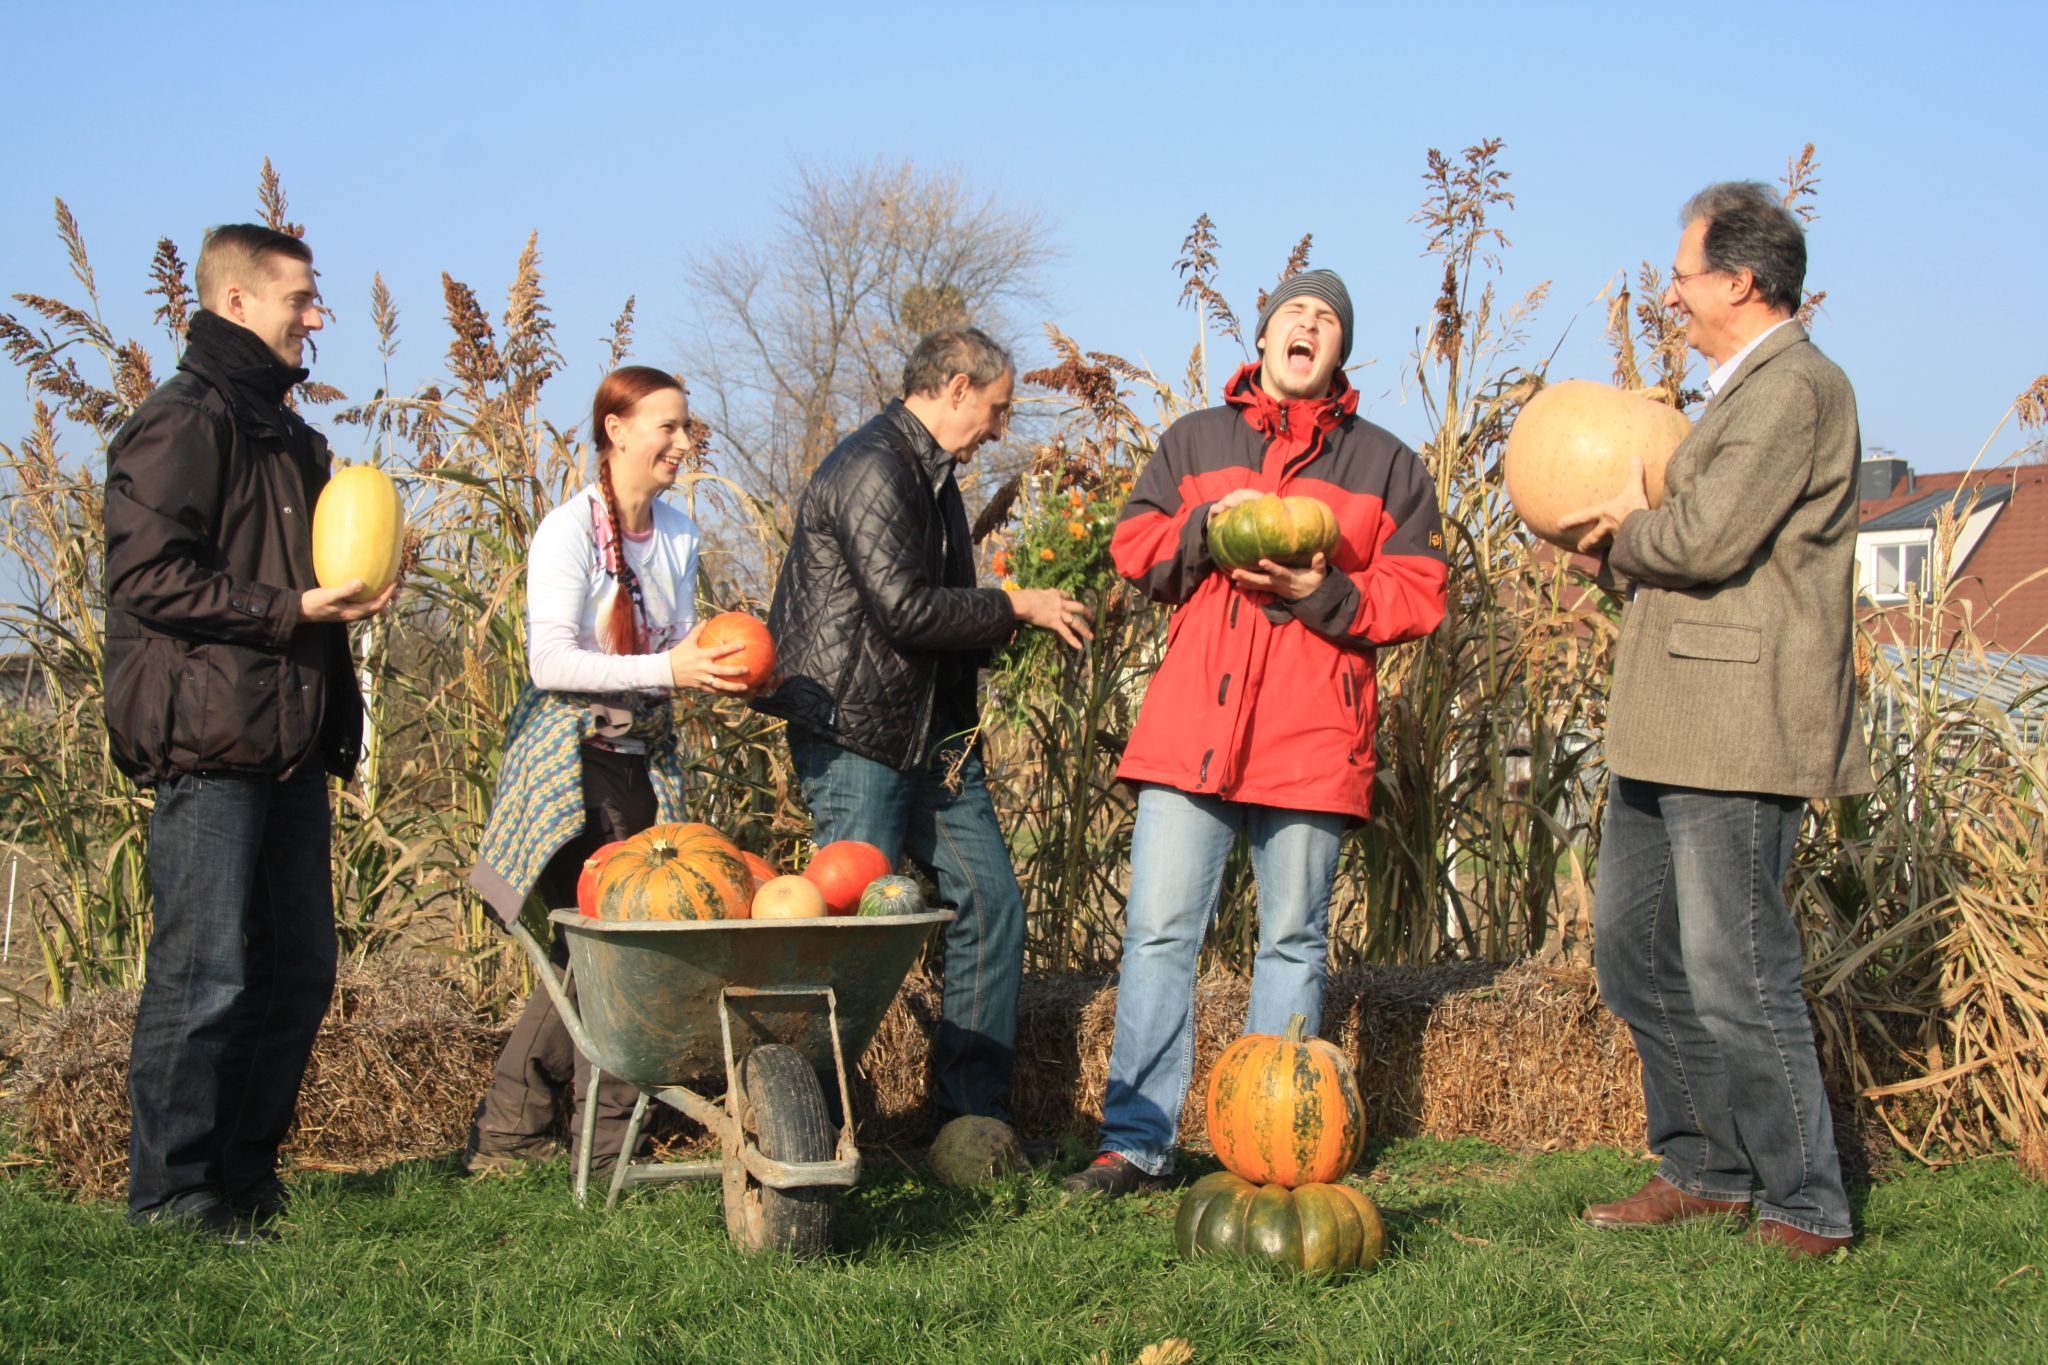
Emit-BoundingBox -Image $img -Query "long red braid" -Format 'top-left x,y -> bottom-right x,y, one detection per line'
590,365 -> 683,656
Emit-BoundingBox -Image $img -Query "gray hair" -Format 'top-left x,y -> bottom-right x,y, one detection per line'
1679,181 -> 1806,315
902,326 -> 1012,398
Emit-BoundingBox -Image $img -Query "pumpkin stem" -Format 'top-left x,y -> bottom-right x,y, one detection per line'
1286,1012 -> 1308,1044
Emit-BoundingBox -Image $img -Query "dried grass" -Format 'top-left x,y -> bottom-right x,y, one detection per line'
3,960 -> 499,1199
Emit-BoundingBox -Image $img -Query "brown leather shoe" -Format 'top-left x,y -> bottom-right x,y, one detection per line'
1748,1218 -> 1853,1258
1582,1176 -> 1750,1229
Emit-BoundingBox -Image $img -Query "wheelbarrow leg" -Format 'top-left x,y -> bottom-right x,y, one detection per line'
573,1064 -> 605,1208
605,1092 -> 653,1209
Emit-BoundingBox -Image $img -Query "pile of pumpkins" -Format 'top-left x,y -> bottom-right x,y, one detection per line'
1177,1013 -> 1386,1278
576,824 -> 925,922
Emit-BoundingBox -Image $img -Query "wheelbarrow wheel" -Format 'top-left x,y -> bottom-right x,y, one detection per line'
724,1043 -> 835,1257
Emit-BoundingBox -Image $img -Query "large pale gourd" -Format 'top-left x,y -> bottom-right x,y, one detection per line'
1503,380 -> 1691,550
313,465 -> 405,601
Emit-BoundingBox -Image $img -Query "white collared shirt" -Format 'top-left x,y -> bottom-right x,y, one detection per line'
1704,318 -> 1795,398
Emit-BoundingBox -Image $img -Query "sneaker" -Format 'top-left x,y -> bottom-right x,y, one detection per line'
1062,1152 -> 1163,1200
228,1177 -> 291,1226
462,1136 -> 562,1176
131,1190 -> 274,1245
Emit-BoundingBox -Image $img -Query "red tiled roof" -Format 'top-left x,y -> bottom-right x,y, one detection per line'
1859,465 -> 2048,654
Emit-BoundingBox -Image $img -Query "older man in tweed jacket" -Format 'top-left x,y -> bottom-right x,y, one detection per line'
1563,181 -> 1873,1258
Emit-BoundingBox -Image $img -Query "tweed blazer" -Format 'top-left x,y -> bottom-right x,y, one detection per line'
1606,323 -> 1874,798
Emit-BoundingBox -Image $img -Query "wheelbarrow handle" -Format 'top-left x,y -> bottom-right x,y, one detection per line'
505,917 -> 609,1070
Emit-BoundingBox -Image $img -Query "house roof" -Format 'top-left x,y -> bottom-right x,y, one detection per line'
1862,482 -> 2012,532
1859,464 -> 2048,654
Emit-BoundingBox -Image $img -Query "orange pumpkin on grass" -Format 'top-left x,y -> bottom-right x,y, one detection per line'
1205,1012 -> 1365,1188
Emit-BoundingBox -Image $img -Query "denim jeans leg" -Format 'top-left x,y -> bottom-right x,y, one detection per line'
788,732 -> 916,865
906,744 -> 1025,1120
1098,786 -> 1239,1176
129,768 -> 336,1214
1243,806 -> 1346,1039
1665,787 -> 1852,1237
1593,778 -> 1753,1203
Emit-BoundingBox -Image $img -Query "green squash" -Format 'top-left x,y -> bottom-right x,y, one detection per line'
856,874 -> 926,917
1205,494 -> 1340,572
1174,1170 -> 1385,1277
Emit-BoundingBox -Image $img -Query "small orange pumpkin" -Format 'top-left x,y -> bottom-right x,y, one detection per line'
1205,1012 -> 1365,1188
594,822 -> 753,922
696,611 -> 777,690
740,850 -> 781,891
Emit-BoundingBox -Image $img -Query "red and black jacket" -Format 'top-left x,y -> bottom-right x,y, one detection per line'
1109,363 -> 1447,819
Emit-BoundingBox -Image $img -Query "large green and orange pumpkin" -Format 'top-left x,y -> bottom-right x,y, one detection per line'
593,822 -> 753,921
1205,494 -> 1340,572
1205,1012 -> 1365,1188
1502,379 -> 1692,549
575,839 -> 630,918
1174,1171 -> 1385,1277
312,464 -> 406,602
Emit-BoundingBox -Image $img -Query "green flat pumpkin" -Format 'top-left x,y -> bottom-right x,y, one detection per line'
1206,494 -> 1340,572
1174,1170 -> 1385,1277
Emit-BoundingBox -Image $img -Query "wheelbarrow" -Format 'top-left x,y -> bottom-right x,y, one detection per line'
506,907 -> 953,1256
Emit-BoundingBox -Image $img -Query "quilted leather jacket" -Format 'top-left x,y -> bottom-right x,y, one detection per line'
753,401 -> 1016,770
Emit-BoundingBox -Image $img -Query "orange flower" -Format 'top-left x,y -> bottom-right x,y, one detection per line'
1120,480 -> 1133,494
992,550 -> 1010,575
1066,520 -> 1087,539
1039,547 -> 1056,562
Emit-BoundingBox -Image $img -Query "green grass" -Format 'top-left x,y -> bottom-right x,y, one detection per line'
1,1138 -> 2044,1363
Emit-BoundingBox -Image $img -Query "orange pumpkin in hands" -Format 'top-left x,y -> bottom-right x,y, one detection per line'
1205,1012 -> 1366,1188
695,611 -> 777,690
593,822 -> 753,921
803,840 -> 892,916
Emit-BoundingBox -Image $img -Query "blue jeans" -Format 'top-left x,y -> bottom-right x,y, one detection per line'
1593,777 -> 1852,1238
788,731 -> 1025,1120
1098,785 -> 1347,1176
127,767 -> 339,1215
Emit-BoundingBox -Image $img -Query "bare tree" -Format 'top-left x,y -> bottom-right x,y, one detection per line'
679,159 -> 1056,582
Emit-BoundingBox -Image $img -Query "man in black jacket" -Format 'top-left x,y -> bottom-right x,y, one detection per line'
756,327 -> 1088,1121
103,223 -> 395,1240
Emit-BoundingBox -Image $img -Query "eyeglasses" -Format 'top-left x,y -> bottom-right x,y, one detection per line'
1669,265 -> 1717,289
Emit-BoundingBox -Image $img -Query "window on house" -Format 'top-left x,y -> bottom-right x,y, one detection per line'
1870,541 -> 1929,600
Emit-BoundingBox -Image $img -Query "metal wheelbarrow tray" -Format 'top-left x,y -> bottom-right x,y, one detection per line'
507,907 -> 953,1256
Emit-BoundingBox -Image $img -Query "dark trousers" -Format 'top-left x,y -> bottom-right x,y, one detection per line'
127,766 -> 338,1215
470,745 -> 652,1159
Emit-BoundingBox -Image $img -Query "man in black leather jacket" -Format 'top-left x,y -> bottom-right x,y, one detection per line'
103,224 -> 395,1241
756,327 -> 1088,1121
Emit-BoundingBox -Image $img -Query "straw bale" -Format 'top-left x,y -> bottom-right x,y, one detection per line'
3,960 -> 500,1199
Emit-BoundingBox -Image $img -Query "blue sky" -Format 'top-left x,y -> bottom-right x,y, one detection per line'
4,0 -> 2043,477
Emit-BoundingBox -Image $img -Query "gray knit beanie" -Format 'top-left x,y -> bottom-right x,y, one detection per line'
1255,268 -> 1353,367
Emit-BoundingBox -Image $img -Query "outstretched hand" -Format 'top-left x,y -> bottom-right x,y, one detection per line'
1007,587 -> 1095,650
300,579 -> 398,624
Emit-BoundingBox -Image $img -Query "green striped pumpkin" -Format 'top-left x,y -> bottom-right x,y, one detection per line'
594,822 -> 753,921
1174,1171 -> 1386,1276
1205,1012 -> 1365,1187
856,874 -> 925,917
1205,494 -> 1340,572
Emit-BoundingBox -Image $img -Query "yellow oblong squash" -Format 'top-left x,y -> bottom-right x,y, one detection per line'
313,465 -> 404,602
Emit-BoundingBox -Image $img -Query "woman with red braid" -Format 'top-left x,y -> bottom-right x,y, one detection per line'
465,365 -> 747,1178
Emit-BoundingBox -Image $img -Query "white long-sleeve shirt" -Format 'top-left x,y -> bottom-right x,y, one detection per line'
526,485 -> 700,697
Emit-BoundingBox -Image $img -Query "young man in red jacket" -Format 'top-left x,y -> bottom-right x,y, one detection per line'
1066,269 -> 1448,1196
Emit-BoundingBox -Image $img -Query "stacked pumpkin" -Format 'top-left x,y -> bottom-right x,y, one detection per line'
576,827 -> 928,922
1177,1013 -> 1385,1278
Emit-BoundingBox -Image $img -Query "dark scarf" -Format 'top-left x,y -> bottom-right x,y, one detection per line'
182,308 -> 308,408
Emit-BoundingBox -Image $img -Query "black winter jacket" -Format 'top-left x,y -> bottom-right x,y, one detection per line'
101,310 -> 363,785
753,401 -> 1016,770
